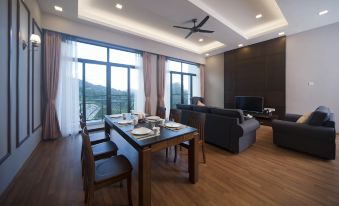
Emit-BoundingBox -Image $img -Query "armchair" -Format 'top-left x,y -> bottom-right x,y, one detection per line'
272,107 -> 336,160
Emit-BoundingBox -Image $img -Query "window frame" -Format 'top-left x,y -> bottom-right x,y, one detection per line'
168,58 -> 199,108
76,40 -> 140,122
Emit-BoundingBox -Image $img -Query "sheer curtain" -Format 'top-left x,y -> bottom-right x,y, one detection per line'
56,39 -> 80,136
134,53 -> 145,113
164,61 -> 171,118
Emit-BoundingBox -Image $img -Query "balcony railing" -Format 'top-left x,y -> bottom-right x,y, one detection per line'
80,94 -> 134,122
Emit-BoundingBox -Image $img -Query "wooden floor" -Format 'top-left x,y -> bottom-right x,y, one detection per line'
1,126 -> 339,206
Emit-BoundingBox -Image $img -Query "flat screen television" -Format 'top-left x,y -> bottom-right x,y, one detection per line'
235,96 -> 264,113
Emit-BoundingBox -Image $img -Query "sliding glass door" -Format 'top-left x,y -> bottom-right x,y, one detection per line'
167,59 -> 200,109
77,41 -> 140,124
170,72 -> 195,108
110,66 -> 129,114
83,63 -> 107,121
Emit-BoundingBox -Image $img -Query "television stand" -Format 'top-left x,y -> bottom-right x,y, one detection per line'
247,113 -> 279,126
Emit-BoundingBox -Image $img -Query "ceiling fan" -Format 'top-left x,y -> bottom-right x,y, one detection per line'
173,16 -> 214,39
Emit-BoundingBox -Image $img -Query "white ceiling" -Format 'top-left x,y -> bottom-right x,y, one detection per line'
38,0 -> 339,56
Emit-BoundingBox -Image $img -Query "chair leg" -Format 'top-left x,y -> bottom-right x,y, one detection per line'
87,189 -> 94,206
174,145 -> 178,163
82,158 -> 84,177
127,174 -> 133,206
165,148 -> 168,158
202,141 -> 206,164
84,188 -> 88,203
84,182 -> 89,203
83,173 -> 86,191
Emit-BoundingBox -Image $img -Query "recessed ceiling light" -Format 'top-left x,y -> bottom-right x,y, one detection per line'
238,44 -> 243,47
205,53 -> 210,56
198,38 -> 204,42
54,5 -> 63,12
256,14 -> 263,19
318,10 -> 328,16
278,32 -> 285,36
116,3 -> 123,10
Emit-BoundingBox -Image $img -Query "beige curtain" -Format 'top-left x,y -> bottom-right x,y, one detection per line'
42,31 -> 62,140
200,64 -> 205,98
143,52 -> 152,114
157,55 -> 166,108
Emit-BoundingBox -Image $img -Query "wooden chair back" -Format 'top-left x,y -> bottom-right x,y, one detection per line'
156,107 -> 166,119
81,128 -> 95,188
187,112 -> 206,141
169,109 -> 182,123
80,114 -> 86,129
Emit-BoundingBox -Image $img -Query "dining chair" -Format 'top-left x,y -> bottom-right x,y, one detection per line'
80,114 -> 109,145
81,126 -> 118,177
156,106 -> 166,119
174,111 -> 206,164
81,130 -> 133,206
162,109 -> 183,159
169,108 -> 182,122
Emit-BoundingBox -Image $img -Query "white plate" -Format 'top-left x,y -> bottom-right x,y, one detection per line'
165,122 -> 181,128
146,116 -> 160,121
131,127 -> 152,135
118,120 -> 133,125
110,114 -> 122,118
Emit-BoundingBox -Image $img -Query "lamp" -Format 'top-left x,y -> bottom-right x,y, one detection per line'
30,34 -> 41,48
22,34 -> 41,50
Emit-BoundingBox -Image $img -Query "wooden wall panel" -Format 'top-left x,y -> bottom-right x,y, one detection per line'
32,19 -> 42,132
0,0 -> 11,165
16,0 -> 30,147
224,37 -> 286,118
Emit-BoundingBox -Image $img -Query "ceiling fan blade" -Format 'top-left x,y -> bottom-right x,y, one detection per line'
185,31 -> 194,39
173,26 -> 192,30
198,29 -> 214,33
197,16 -> 209,28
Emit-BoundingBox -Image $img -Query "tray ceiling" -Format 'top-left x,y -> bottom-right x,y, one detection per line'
38,0 -> 339,56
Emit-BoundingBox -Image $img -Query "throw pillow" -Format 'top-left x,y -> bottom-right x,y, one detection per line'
197,100 -> 205,106
307,106 -> 330,126
296,112 -> 311,124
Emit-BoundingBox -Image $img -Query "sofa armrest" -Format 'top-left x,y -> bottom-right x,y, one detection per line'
272,120 -> 336,142
235,118 -> 260,136
284,114 -> 302,122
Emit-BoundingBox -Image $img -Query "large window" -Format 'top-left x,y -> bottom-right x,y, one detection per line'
76,42 -> 141,123
165,60 -> 200,110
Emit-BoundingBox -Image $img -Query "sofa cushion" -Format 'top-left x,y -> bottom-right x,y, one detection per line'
176,104 -> 192,110
323,113 -> 335,128
192,105 -> 210,113
210,108 -> 245,123
197,100 -> 206,106
296,112 -> 312,124
307,106 -> 330,126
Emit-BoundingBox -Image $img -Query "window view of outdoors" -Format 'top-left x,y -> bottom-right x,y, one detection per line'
168,60 -> 199,108
77,42 -> 139,123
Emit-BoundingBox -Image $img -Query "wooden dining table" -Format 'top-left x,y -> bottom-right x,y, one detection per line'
104,115 -> 199,206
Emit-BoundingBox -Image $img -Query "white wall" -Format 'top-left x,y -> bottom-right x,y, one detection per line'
286,22 -> 339,129
205,54 -> 224,108
42,13 -> 205,64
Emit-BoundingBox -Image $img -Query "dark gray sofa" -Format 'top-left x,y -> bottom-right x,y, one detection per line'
177,104 -> 260,153
272,106 -> 336,160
